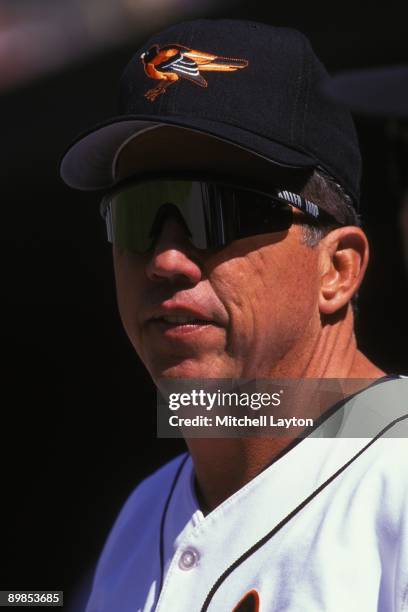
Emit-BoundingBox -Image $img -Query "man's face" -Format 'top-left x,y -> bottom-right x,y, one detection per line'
112,205 -> 323,383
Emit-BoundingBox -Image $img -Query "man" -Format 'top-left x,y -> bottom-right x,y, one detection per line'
61,20 -> 408,612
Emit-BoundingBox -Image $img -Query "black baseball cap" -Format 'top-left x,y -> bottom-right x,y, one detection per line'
60,19 -> 362,205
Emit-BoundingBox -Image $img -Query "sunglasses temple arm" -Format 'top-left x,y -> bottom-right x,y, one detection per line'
276,190 -> 320,219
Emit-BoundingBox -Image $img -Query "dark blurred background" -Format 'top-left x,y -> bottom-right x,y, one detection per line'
0,1 -> 407,609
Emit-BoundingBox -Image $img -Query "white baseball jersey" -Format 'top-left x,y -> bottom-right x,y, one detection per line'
85,378 -> 408,612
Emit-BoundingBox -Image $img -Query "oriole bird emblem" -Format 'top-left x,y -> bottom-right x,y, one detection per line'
140,44 -> 248,102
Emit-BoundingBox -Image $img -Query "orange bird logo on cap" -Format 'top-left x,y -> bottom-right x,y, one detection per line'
140,44 -> 248,102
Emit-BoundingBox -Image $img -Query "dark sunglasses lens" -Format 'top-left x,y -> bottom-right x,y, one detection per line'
104,181 -> 294,252
108,185 -> 154,252
217,186 -> 293,242
107,181 -> 209,252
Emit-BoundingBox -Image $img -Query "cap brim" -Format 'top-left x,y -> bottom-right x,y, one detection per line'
60,114 -> 318,191
323,66 -> 408,119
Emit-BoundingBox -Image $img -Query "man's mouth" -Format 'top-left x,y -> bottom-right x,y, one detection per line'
159,315 -> 213,325
148,313 -> 221,339
145,302 -> 225,339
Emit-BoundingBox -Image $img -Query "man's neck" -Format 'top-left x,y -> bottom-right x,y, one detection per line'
186,308 -> 386,515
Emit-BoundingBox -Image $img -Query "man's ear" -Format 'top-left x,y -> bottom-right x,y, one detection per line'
318,226 -> 369,315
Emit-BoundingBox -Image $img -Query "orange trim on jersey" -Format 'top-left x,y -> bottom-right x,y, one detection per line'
232,589 -> 260,612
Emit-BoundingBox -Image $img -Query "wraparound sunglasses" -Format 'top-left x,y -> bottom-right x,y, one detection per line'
100,177 -> 338,252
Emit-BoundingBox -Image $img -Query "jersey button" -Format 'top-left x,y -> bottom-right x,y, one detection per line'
178,547 -> 200,570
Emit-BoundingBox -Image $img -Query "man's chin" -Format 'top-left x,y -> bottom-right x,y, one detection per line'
148,357 -> 229,382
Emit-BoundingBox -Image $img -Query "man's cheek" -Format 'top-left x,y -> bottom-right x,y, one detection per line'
226,303 -> 261,357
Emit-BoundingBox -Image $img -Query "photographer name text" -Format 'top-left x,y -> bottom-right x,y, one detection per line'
168,415 -> 314,428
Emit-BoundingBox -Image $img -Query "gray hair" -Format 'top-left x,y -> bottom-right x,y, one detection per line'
300,169 -> 361,247
299,170 -> 362,315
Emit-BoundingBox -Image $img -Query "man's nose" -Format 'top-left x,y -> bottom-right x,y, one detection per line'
145,215 -> 202,284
